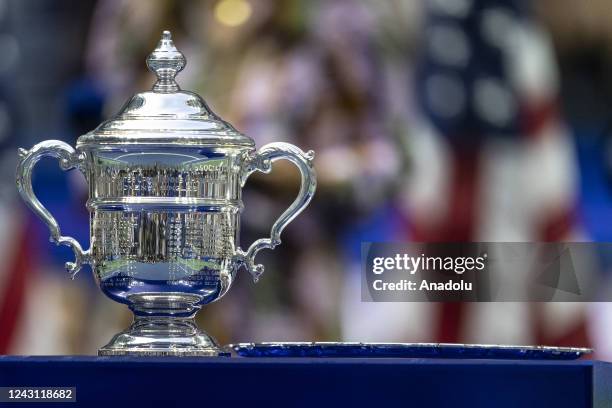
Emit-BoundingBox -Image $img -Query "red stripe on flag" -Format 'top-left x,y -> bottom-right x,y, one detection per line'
520,99 -> 560,137
411,146 -> 481,342
539,205 -> 576,241
0,220 -> 34,353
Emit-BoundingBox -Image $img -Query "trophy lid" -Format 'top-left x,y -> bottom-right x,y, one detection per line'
77,30 -> 254,149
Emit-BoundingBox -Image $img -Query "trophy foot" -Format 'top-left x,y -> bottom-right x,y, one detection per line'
98,315 -> 229,357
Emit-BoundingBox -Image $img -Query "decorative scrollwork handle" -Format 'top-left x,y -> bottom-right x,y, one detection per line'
16,140 -> 90,279
236,142 -> 317,282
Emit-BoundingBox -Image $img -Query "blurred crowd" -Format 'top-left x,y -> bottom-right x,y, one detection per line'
2,0 -> 612,358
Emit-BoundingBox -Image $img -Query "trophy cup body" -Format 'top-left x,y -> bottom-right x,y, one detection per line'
15,31 -> 316,356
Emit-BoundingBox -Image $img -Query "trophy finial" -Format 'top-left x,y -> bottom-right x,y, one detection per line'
146,30 -> 186,93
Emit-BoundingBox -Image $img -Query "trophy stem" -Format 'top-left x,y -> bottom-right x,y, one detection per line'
99,294 -> 228,356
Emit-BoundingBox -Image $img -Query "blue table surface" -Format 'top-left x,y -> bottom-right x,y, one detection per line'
0,356 -> 610,408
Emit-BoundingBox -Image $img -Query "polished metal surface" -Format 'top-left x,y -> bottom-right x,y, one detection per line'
77,31 -> 253,149
16,31 -> 316,356
228,342 -> 593,359
16,140 -> 90,278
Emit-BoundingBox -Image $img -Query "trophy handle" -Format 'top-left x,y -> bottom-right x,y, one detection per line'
16,140 -> 90,279
237,142 -> 316,282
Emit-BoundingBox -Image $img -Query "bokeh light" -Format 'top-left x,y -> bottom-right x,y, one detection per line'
214,0 -> 252,27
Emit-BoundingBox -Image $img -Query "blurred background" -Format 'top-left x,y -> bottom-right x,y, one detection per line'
2,0 -> 612,358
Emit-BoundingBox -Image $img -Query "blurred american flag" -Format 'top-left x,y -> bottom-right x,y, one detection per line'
341,0 -> 589,348
406,0 -> 586,347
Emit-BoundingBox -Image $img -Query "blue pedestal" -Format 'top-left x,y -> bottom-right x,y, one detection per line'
0,356 -> 610,407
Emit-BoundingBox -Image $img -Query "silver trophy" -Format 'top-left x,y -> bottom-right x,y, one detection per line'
16,31 -> 316,356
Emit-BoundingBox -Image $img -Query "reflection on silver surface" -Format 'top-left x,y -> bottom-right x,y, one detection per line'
16,31 -> 316,356
228,342 -> 593,360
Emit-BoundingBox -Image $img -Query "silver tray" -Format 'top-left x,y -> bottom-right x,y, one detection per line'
227,342 -> 592,360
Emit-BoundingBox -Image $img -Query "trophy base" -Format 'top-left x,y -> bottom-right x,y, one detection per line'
98,315 -> 229,357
